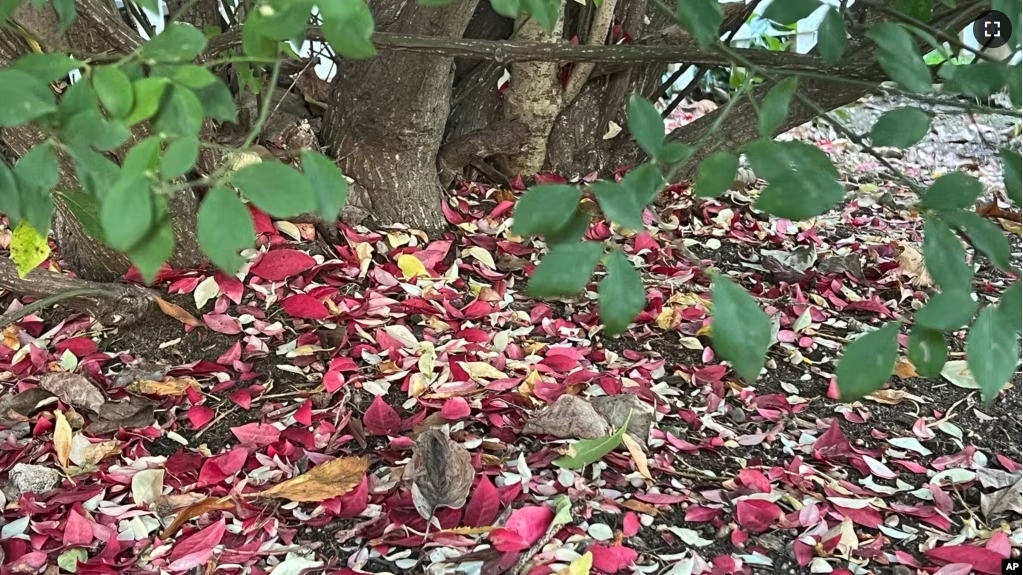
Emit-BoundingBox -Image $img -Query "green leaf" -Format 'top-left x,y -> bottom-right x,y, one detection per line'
62,111 -> 131,152
746,140 -> 844,220
57,548 -> 88,573
0,69 -> 57,127
527,241 -> 603,298
320,0 -> 377,59
545,208 -> 591,247
101,174 -> 153,251
866,23 -> 933,94
658,142 -> 693,164
231,162 -> 316,218
817,8 -> 847,67
92,66 -> 134,119
676,0 -> 723,49
128,199 -> 174,285
140,22 -> 208,62
12,53 -> 84,82
553,411 -> 632,469
173,65 -> 237,122
693,151 -> 738,198
922,218 -> 972,292
999,148 -> 1021,207
592,164 -> 663,231
763,0 -> 819,24
0,160 -> 22,226
489,0 -> 520,18
256,0 -> 316,41
162,136 -> 200,180
550,495 -> 573,528
131,0 -> 162,11
124,78 -> 170,125
914,289 -> 977,330
511,185 -> 582,237
895,0 -> 933,21
711,275 -> 771,382
998,282 -> 1021,336
241,19 -> 279,60
947,62 -> 1008,98
967,305 -> 1019,402
758,77 -> 798,138
13,143 -> 58,234
58,191 -> 105,243
870,108 -> 931,148
302,150 -> 350,223
919,171 -> 982,211
418,0 -> 454,5
907,325 -> 947,378
0,0 -> 22,24
993,0 -> 1022,51
627,95 -> 665,159
944,210 -> 1011,272
66,145 -> 120,201
1009,65 -> 1021,108
835,323 -> 899,401
121,136 -> 163,179
10,220 -> 50,278
153,85 -> 204,138
198,186 -> 255,273
52,0 -> 75,31
523,0 -> 561,34
599,250 -> 646,335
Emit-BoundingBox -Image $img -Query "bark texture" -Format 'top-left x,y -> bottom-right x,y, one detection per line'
321,0 -> 480,232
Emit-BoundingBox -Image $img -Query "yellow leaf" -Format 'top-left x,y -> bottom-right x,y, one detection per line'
128,377 -> 200,397
465,246 -> 496,269
54,410 -> 72,468
462,361 -> 507,380
621,433 -> 653,482
893,358 -> 918,379
260,456 -> 368,502
355,242 -> 374,278
696,323 -> 712,337
397,254 -> 428,280
10,220 -> 50,278
440,526 -> 496,535
557,551 -> 593,575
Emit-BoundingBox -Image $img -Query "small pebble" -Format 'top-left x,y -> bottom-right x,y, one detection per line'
729,408 -> 746,423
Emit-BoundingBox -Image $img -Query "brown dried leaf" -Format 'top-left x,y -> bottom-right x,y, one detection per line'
260,456 -> 368,502
128,377 -> 200,397
0,387 -> 56,422
39,372 -> 105,412
980,476 -> 1022,519
592,394 -> 655,448
54,411 -> 72,468
407,428 -> 474,521
897,245 -> 933,288
153,296 -> 203,328
621,499 -> 659,515
84,401 -> 155,434
893,358 -> 918,379
159,496 -> 235,539
523,394 -> 610,440
621,433 -> 653,481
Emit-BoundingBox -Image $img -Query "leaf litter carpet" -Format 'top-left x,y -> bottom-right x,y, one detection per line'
0,107 -> 1021,575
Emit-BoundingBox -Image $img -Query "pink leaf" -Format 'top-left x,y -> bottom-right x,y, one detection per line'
986,531 -> 1011,558
684,506 -> 721,522
187,405 -> 215,429
250,249 -> 316,281
198,448 -> 248,486
63,510 -> 93,546
935,565 -> 977,575
489,528 -> 531,552
170,519 -> 225,564
363,395 -> 401,436
735,499 -> 782,533
440,397 -> 471,420
230,422 -> 280,447
463,475 -> 500,527
925,545 -> 1004,575
590,544 -> 638,574
294,400 -> 313,426
737,468 -> 771,493
323,371 -> 346,393
203,313 -> 242,334
490,505 -> 553,551
323,476 -> 369,519
622,512 -> 640,537
281,294 -> 331,319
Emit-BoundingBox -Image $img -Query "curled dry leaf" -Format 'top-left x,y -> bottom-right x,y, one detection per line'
896,244 -> 933,287
865,389 -> 925,405
893,358 -> 918,379
40,373 -> 105,412
0,388 -> 56,422
53,411 -> 72,468
522,394 -> 610,440
153,295 -> 203,328
159,496 -> 235,539
407,428 -> 475,521
260,456 -> 368,502
128,377 -> 201,397
592,394 -> 654,448
621,433 -> 653,481
979,474 -> 1022,519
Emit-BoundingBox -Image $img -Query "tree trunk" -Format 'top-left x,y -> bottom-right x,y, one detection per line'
321,0 -> 480,233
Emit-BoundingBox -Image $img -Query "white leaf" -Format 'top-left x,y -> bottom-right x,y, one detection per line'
270,553 -> 323,575
588,523 -> 614,541
384,325 -> 419,349
131,469 -> 165,505
887,437 -> 932,456
602,121 -> 622,140
194,276 -> 220,310
465,246 -> 496,269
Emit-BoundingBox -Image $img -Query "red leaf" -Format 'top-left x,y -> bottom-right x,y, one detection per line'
63,510 -> 93,546
622,512 -> 640,537
925,545 -> 1004,574
440,397 -> 471,420
735,499 -> 782,533
281,294 -> 331,319
934,564 -> 977,575
230,422 -> 280,447
187,405 -> 215,429
294,400 -> 313,426
169,519 -> 225,566
684,506 -> 721,522
737,468 -> 771,493
590,544 -> 638,574
323,371 -> 346,393
198,448 -> 248,486
203,313 -> 242,334
250,249 -> 316,281
363,395 -> 401,436
489,528 -> 530,552
986,531 -> 1011,558
490,505 -> 553,551
323,476 -> 369,518
463,475 -> 500,527
214,271 -> 244,304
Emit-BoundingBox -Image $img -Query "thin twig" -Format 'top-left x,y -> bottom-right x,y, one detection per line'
0,288 -> 120,328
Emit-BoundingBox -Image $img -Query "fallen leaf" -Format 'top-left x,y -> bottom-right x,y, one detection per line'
897,244 -> 933,287
128,377 -> 200,397
621,432 -> 653,481
893,358 -> 918,378
54,410 -> 72,468
153,296 -> 203,328
554,412 -> 631,469
462,474 -> 501,527
864,389 -> 924,405
397,253 -> 428,279
269,552 -> 323,575
159,497 -> 235,539
592,394 -> 654,448
407,428 -> 475,521
489,505 -> 554,552
980,476 -> 1022,519
522,394 -> 610,440
602,121 -> 622,140
557,551 -> 593,575
0,388 -> 56,422
260,456 -> 368,502
132,468 -> 165,506
465,246 -> 496,269
250,249 -> 316,281
363,395 -> 401,436
39,372 -> 105,412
